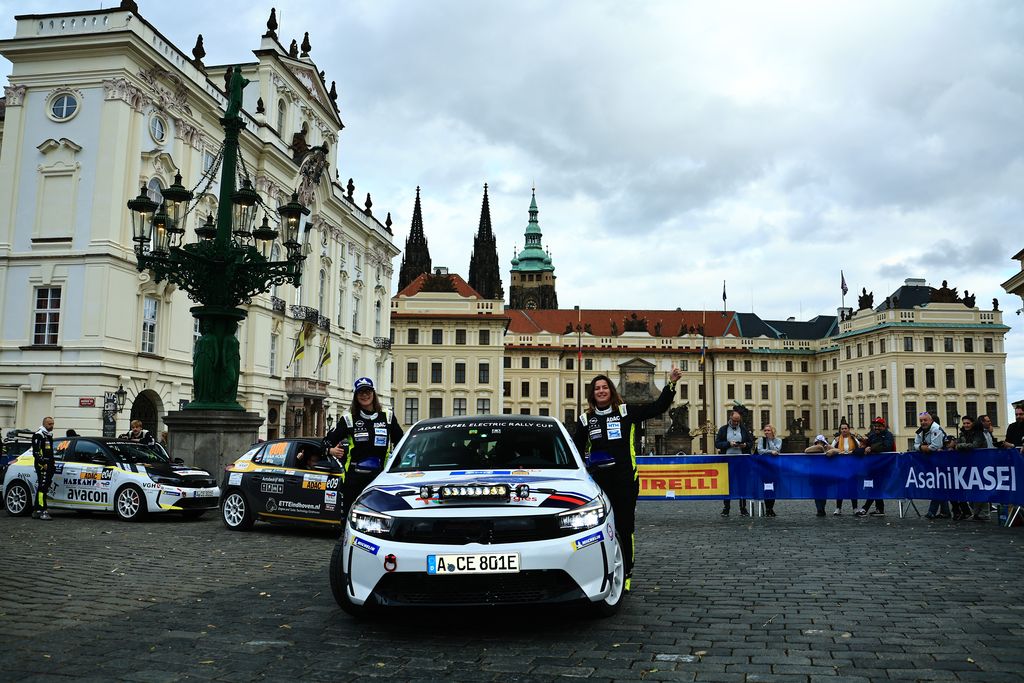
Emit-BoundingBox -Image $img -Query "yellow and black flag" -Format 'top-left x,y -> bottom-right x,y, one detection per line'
288,323 -> 312,368
315,334 -> 332,372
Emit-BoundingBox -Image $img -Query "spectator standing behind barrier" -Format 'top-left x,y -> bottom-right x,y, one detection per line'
754,424 -> 782,517
855,417 -> 895,517
715,409 -> 753,517
953,416 -> 986,521
915,412 -> 950,519
573,368 -> 681,593
976,414 -> 1003,450
805,435 -> 830,516
1004,406 -> 1024,450
31,417 -> 55,521
825,422 -> 860,515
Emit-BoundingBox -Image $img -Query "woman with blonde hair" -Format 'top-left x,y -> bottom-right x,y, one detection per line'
755,423 -> 782,516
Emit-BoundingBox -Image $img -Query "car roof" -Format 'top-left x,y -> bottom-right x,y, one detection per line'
411,415 -> 564,428
59,437 -> 155,445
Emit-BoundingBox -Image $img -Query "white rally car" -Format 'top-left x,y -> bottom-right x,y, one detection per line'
3,437 -> 220,521
329,415 -> 625,617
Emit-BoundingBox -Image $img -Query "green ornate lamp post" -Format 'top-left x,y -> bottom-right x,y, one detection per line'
127,66 -> 309,411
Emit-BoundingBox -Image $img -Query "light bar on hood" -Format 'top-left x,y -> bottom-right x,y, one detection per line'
419,484 -> 510,500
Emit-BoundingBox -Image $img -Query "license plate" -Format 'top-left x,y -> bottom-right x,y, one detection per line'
186,487 -> 217,498
426,553 -> 520,575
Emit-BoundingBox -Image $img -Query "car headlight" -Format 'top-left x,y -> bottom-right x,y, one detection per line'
148,475 -> 178,486
349,505 -> 393,537
557,495 -> 609,531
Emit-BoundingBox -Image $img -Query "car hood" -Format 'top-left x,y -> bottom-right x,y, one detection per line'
358,468 -> 602,514
136,461 -> 215,482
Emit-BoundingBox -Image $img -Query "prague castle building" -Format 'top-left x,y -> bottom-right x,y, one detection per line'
392,191 -> 1009,453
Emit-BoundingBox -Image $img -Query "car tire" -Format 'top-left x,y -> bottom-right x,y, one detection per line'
221,490 -> 254,531
4,480 -> 33,517
588,540 -> 626,618
329,539 -> 371,618
114,484 -> 147,522
182,510 -> 205,520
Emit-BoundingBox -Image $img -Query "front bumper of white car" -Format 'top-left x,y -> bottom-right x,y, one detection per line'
153,485 -> 222,512
340,519 -> 620,608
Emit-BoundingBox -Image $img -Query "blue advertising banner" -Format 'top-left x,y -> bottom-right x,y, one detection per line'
637,448 -> 1024,505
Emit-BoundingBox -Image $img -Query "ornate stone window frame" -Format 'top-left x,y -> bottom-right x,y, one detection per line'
149,112 -> 168,145
46,88 -> 83,123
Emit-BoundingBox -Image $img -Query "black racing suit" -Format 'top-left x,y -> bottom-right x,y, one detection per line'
32,427 -> 55,511
324,410 -> 404,521
572,383 -> 675,578
121,429 -> 156,446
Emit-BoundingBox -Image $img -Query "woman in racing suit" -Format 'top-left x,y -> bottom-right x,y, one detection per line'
324,377 -> 404,521
572,368 -> 681,592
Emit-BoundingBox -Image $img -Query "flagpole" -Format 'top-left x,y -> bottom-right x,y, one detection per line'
701,307 -> 707,454
841,270 -> 847,313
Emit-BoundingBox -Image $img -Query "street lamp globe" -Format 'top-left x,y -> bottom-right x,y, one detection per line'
195,213 -> 216,241
278,192 -> 309,256
151,202 -> 171,255
114,384 -> 128,413
252,215 -> 279,259
127,186 -> 158,248
161,171 -> 194,244
231,178 -> 259,241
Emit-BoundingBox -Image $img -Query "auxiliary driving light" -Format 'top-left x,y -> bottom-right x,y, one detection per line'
420,484 -> 511,500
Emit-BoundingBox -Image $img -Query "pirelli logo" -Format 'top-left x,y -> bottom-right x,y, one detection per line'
639,464 -> 729,496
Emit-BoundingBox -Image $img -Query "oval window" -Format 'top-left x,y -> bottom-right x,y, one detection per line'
49,93 -> 78,121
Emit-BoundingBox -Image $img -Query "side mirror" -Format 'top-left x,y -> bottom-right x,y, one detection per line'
173,457 -> 185,465
353,457 -> 382,474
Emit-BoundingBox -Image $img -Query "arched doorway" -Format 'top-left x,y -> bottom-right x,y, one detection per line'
129,389 -> 163,437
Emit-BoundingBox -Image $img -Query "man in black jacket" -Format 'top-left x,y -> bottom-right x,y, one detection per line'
32,417 -> 55,521
1004,405 -> 1024,450
855,417 -> 896,517
714,409 -> 753,516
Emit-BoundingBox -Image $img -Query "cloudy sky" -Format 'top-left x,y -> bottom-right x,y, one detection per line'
3,1 -> 1023,401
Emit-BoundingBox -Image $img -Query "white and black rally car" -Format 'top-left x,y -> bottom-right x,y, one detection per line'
330,415 -> 625,617
2,437 -> 220,521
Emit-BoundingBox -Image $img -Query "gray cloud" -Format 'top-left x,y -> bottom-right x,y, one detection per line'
2,0 -> 1023,398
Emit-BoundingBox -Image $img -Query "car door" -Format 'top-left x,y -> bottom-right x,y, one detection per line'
48,439 -> 74,506
278,441 -> 316,519
60,440 -> 114,509
246,441 -> 286,516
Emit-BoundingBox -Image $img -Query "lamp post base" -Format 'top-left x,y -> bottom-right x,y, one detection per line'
164,410 -> 264,476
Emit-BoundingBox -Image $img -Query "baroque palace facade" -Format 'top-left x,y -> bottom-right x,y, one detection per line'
391,190 -> 1010,454
0,3 -> 398,438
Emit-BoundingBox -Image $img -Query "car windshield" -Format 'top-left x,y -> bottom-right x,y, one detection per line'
388,420 -> 577,472
106,442 -> 170,464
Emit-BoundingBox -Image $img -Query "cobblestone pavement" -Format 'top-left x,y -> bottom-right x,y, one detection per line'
0,501 -> 1021,682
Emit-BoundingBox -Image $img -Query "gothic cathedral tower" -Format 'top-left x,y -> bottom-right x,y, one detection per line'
467,184 -> 504,301
508,189 -> 557,309
397,186 -> 431,291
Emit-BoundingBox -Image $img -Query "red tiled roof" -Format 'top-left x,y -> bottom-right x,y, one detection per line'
506,309 -> 739,337
394,272 -> 483,299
